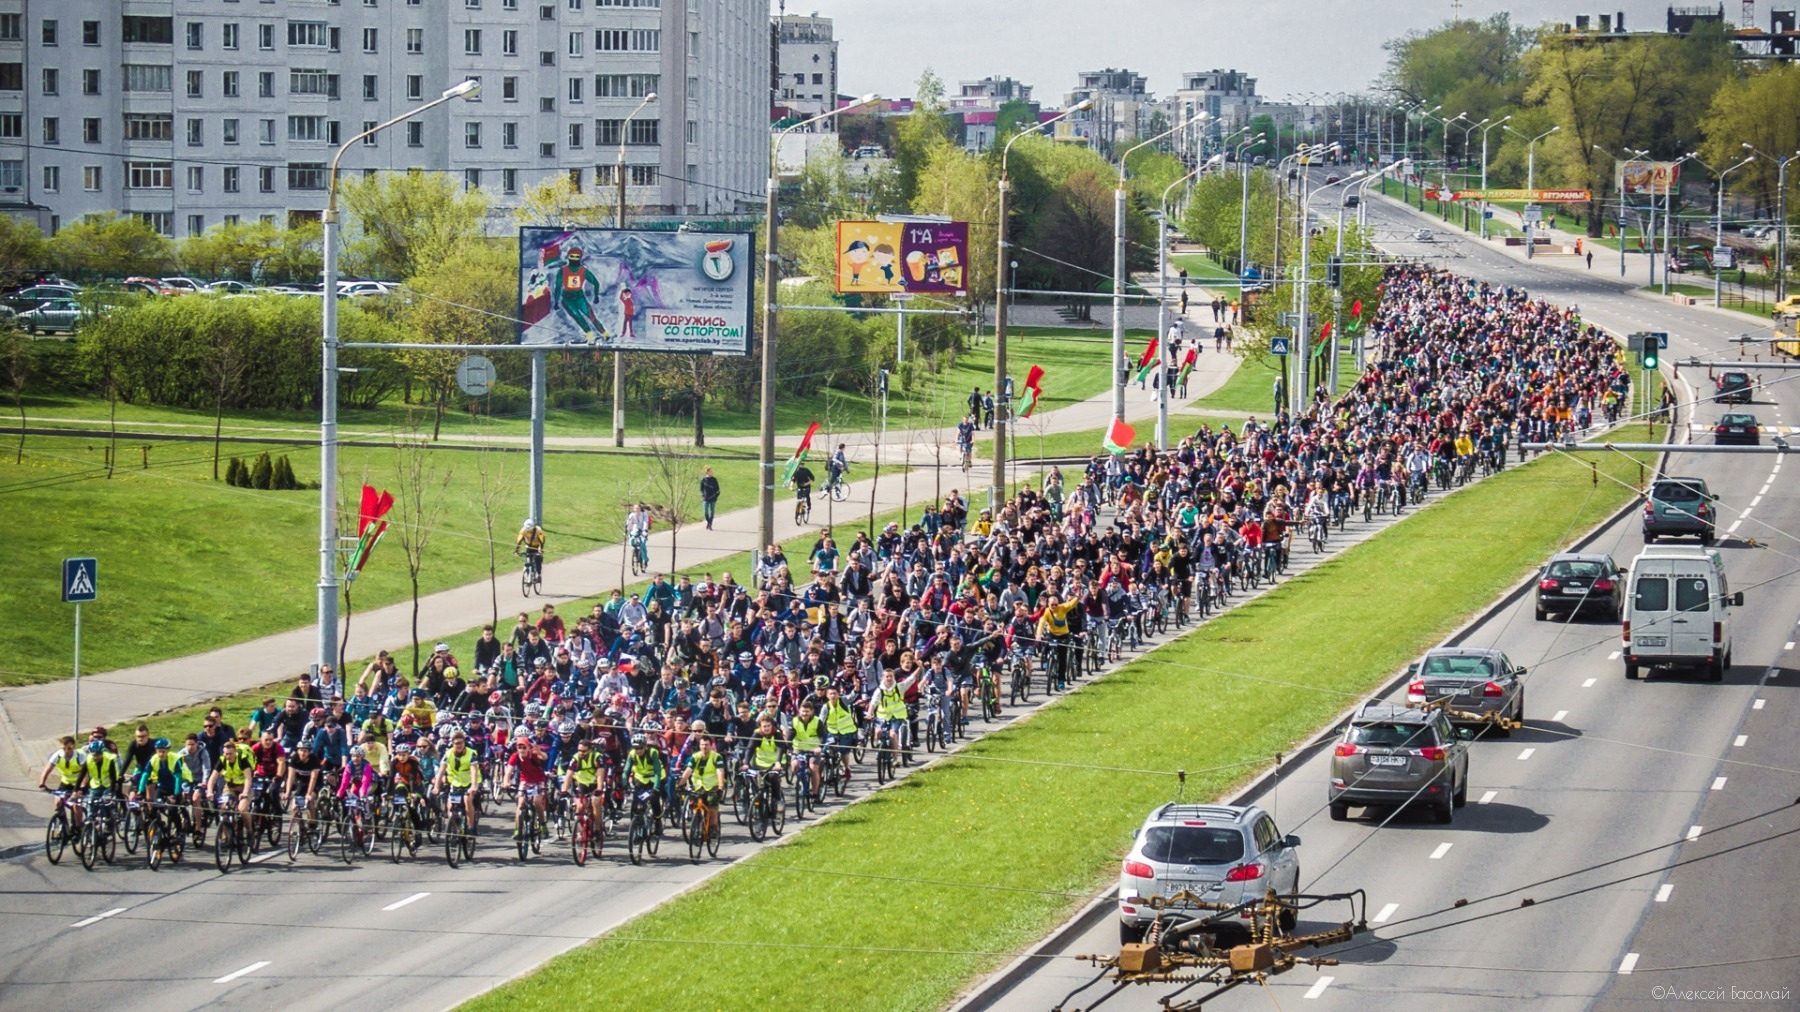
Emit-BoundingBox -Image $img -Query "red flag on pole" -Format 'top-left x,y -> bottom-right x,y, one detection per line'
1019,365 -> 1045,418
1103,418 -> 1136,455
780,421 -> 821,485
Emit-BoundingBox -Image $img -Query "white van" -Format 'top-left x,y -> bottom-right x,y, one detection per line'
1622,547 -> 1742,682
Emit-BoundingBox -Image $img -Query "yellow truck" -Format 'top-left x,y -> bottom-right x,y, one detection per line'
1776,297 -> 1800,358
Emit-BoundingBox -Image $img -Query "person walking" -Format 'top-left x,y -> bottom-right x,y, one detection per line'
982,390 -> 995,429
1585,250 -> 1593,270
699,466 -> 721,530
967,386 -> 983,426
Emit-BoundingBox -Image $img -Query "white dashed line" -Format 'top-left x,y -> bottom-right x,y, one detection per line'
1785,642 -> 1795,651
1655,884 -> 1673,903
1478,790 -> 1497,805
1429,842 -> 1453,860
214,961 -> 270,985
1304,977 -> 1336,999
1687,825 -> 1704,840
1373,903 -> 1399,923
1583,678 -> 1597,688
1607,651 -> 1621,661
1728,520 -> 1744,534
70,907 -> 126,928
1755,698 -> 1766,710
1552,710 -> 1568,722
1760,484 -> 1771,496
1741,508 -> 1754,519
382,892 -> 430,912
1751,495 -> 1764,507
248,850 -> 282,864
1711,776 -> 1728,791
1734,735 -> 1748,748
1517,748 -> 1536,760
1619,953 -> 1641,975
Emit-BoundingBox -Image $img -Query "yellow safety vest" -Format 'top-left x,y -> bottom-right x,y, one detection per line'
791,716 -> 823,753
443,749 -> 476,788
50,753 -> 84,787
824,701 -> 858,736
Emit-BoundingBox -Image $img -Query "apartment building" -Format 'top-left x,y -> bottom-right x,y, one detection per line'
0,0 -> 767,238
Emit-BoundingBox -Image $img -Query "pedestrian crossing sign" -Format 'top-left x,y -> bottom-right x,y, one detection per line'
62,557 -> 97,603
1270,337 -> 1290,356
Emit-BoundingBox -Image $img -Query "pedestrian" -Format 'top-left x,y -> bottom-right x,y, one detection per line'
1179,290 -> 1189,314
1179,267 -> 1189,288
1229,300 -> 1239,326
699,466 -> 721,530
982,391 -> 994,429
1585,250 -> 1592,270
1215,324 -> 1226,352
1272,375 -> 1285,415
967,386 -> 982,425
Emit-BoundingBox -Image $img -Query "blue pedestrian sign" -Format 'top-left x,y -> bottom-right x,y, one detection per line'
62,557 -> 97,603
1269,336 -> 1290,356
1652,331 -> 1669,350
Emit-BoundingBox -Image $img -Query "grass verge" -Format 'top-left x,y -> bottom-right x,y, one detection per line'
1194,351 -> 1355,415
458,440 -> 1658,1012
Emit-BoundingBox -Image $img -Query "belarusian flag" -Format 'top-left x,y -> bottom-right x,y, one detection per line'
1176,348 -> 1197,387
1103,418 -> 1136,455
1315,321 -> 1333,357
780,421 -> 820,485
1019,364 -> 1045,419
1134,337 -> 1159,384
346,484 -> 394,574
1346,298 -> 1364,332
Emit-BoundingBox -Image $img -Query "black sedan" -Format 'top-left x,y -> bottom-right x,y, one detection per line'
1714,371 -> 1754,404
1714,413 -> 1761,445
1535,552 -> 1624,621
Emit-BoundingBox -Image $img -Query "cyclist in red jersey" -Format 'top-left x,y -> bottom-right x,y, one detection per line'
507,730 -> 549,840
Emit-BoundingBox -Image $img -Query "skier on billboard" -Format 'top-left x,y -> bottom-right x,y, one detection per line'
549,245 -> 612,344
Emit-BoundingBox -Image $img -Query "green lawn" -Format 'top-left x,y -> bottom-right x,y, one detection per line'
1167,253 -> 1240,283
1000,413 -> 1248,461
1,436 -> 766,684
460,436 -> 1659,1012
1642,284 -> 1779,320
1193,350 -> 1356,415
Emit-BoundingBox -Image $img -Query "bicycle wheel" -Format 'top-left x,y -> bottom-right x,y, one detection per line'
340,816 -> 357,865
445,811 -> 463,868
530,812 -> 544,856
100,817 -> 117,865
45,811 -> 67,865
705,807 -> 721,857
830,481 -> 849,502
288,814 -> 304,862
218,818 -> 240,871
685,807 -> 703,863
307,809 -> 327,854
628,812 -> 648,864
571,813 -> 590,867
516,816 -> 530,862
521,565 -> 532,597
769,786 -> 786,837
121,805 -> 142,855
79,820 -> 98,871
791,774 -> 808,821
924,715 -> 939,754
388,813 -> 406,863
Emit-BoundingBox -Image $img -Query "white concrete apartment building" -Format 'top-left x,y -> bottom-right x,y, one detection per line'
772,12 -> 833,119
0,0 -> 767,238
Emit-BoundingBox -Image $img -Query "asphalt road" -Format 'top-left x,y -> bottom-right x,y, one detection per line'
971,182 -> 1800,1011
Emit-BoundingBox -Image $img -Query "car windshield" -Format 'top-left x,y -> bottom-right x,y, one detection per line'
1722,374 -> 1749,385
1348,722 -> 1433,749
1653,483 -> 1703,503
1721,415 -> 1755,426
1140,826 -> 1245,866
1420,655 -> 1495,677
1547,560 -> 1608,579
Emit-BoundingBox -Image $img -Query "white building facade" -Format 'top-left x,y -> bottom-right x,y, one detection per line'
772,12 -> 833,119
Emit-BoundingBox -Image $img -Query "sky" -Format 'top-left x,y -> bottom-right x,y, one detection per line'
807,0 -> 1691,103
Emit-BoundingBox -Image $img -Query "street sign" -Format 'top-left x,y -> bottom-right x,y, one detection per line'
1521,204 -> 1543,224
62,557 -> 97,603
1712,246 -> 1737,270
1270,336 -> 1291,356
1277,312 -> 1301,328
1652,331 -> 1669,350
455,355 -> 496,397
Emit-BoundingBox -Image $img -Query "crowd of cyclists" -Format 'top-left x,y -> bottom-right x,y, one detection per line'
38,264 -> 1631,873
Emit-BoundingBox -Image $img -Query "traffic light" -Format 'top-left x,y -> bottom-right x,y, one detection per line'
1635,333 -> 1659,369
1326,255 -> 1342,288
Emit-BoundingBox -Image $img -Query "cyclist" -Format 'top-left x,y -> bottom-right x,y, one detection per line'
788,701 -> 826,803
821,685 -> 860,780
562,737 -> 604,835
39,736 -> 88,833
956,415 -> 976,468
625,503 -> 651,558
678,732 -> 725,840
210,739 -> 256,835
826,443 -> 850,492
516,518 -> 546,582
434,730 -> 481,833
744,715 -> 787,800
866,668 -> 914,759
509,728 -> 550,841
170,734 -> 210,837
138,737 -> 187,810
285,738 -> 326,834
790,460 -> 817,522
624,733 -> 667,828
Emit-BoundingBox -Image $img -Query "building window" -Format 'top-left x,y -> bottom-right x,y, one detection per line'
123,16 -> 174,43
630,164 -> 657,186
187,215 -> 205,238
568,0 -> 581,8
568,77 -> 582,102
290,68 -> 337,97
595,73 -> 657,98
595,119 -> 619,145
502,122 -> 518,148
127,161 -> 174,190
362,120 -> 377,145
568,122 -> 583,148
41,68 -> 57,95
124,65 -> 173,93
539,142 -> 555,158
259,166 -> 276,192
361,75 -> 377,100
464,29 -> 481,55
0,64 -> 21,91
540,4 -> 554,18
465,121 -> 481,148
186,22 -> 204,49
39,19 -> 55,46
259,118 -> 275,144
222,23 -> 239,49
258,72 -> 274,97
222,71 -> 239,97
406,28 -> 423,53
362,27 -> 377,53
464,168 -> 481,190
43,165 -> 59,192
186,70 -> 204,98
287,162 -> 327,190
539,50 -> 555,66
466,0 -> 481,7
502,168 -> 517,194
224,166 -> 240,192
186,167 -> 204,193
685,119 -> 696,143
405,121 -> 422,146
82,69 -> 100,95
502,30 -> 517,56
82,20 -> 100,45
288,115 -> 326,141
596,28 -> 625,50
502,76 -> 518,101
0,114 -> 18,139
186,118 -> 203,146
223,118 -> 239,144
633,29 -> 659,51
406,75 -> 422,101
288,21 -> 329,47
83,166 -> 102,191
568,31 -> 582,57
124,114 -> 174,141
41,117 -> 58,144
567,168 -> 582,191
134,213 -> 174,238
629,118 -> 657,145
259,23 -> 275,50
82,118 -> 100,143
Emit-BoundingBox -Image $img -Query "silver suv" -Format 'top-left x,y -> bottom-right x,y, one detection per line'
1405,647 -> 1526,734
1117,803 -> 1300,944
1329,704 -> 1471,824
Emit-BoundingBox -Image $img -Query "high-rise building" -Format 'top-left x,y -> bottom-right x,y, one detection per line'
1065,68 -> 1149,154
772,12 -> 835,120
0,0 -> 768,238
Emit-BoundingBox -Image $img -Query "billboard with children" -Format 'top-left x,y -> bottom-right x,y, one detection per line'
833,220 -> 969,296
517,227 -> 754,354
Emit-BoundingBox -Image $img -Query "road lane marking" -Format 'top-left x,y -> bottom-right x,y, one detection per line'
1761,484 -> 1771,496
214,962 -> 270,985
1734,735 -> 1748,747
1618,953 -> 1640,975
1429,842 -> 1453,860
1741,508 -> 1753,519
1607,651 -> 1621,661
248,850 -> 282,864
1552,710 -> 1568,722
1786,642 -> 1795,651
1478,790 -> 1497,804
1304,976 -> 1335,999
1751,495 -> 1764,507
1687,825 -> 1704,840
1727,520 -> 1744,534
70,908 -> 126,928
1712,776 -> 1728,790
1655,884 -> 1673,903
1517,748 -> 1536,760
1372,903 -> 1399,923
1755,698 -> 1766,709
382,892 -> 430,912
1583,678 -> 1597,688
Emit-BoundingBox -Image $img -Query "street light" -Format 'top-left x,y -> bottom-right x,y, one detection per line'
1506,123 -> 1560,258
1691,152 -> 1756,306
1236,133 -> 1266,279
1295,170 -> 1365,412
1455,118 -> 1489,231
991,97 -> 1091,509
316,77 -> 480,674
1156,156 -> 1219,449
1478,115 -> 1510,238
1658,153 -> 1695,296
1744,143 -> 1799,302
1114,113 -> 1201,426
758,93 -> 878,550
609,91 -> 657,448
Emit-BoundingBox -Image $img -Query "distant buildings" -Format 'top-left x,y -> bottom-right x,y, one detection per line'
1065,68 -> 1151,153
772,12 -> 838,121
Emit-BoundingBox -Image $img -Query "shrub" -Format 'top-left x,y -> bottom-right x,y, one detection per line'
250,451 -> 274,490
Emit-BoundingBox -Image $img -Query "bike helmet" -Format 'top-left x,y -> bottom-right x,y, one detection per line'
512,725 -> 531,741
350,745 -> 366,759
523,518 -> 537,529
489,690 -> 506,706
86,740 -> 106,754
553,718 -> 577,738
309,707 -> 326,721
152,737 -> 170,749
524,702 -> 544,718
630,734 -> 647,748
814,675 -> 830,688
393,744 -> 413,757
709,676 -> 728,688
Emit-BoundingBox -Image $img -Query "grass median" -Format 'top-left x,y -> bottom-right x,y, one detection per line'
460,440 -> 1659,1012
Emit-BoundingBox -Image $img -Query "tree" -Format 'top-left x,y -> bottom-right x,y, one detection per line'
514,174 -> 615,228
1380,14 -> 1529,124
1036,168 -> 1120,319
893,69 -> 955,204
994,100 -> 1035,140
205,300 -> 254,479
0,216 -> 48,280
391,430 -> 454,676
402,242 -> 517,438
1,327 -> 26,462
48,213 -> 173,281
635,422 -> 704,572
912,143 -> 999,304
471,425 -> 511,627
177,219 -> 322,284
340,171 -> 489,279
1699,64 -> 1800,213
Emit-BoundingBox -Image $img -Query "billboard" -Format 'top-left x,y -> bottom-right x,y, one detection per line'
1617,160 -> 1682,197
518,227 -> 753,354
834,220 -> 969,295
1442,188 -> 1592,202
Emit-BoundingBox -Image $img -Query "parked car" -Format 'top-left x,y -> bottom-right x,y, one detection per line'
1535,552 -> 1624,621
7,284 -> 79,313
336,280 -> 393,297
1117,803 -> 1301,944
1343,193 -> 1360,208
121,277 -> 173,296
19,298 -> 81,334
1624,547 -> 1741,681
1714,371 -> 1754,403
205,280 -> 254,294
1714,412 -> 1761,445
160,277 -> 204,293
1329,704 -> 1470,824
1642,476 -> 1715,544
1405,647 -> 1527,732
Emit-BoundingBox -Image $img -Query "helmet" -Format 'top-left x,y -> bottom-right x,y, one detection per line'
152,737 -> 170,749
309,707 -> 326,722
814,675 -> 830,688
737,651 -> 754,664
630,734 -> 647,748
489,690 -> 505,705
524,703 -> 544,718
512,725 -> 531,741
86,740 -> 106,754
566,246 -> 583,262
534,718 -> 550,731
709,676 -> 728,688
522,518 -> 537,529
394,744 -> 412,757
350,745 -> 366,759
553,718 -> 577,738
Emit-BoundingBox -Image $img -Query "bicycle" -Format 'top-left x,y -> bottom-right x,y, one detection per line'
682,789 -> 721,862
824,471 -> 851,502
749,770 -> 784,841
790,755 -> 817,821
793,488 -> 813,526
443,789 -> 476,868
873,722 -> 901,785
248,776 -> 284,851
386,790 -> 424,863
80,794 -> 119,870
626,786 -> 662,864
518,547 -> 543,596
1008,651 -> 1032,706
1307,514 -> 1328,554
145,800 -> 186,871
569,788 -> 602,866
515,785 -> 547,862
628,531 -> 650,577
977,664 -> 1001,721
339,795 -> 377,865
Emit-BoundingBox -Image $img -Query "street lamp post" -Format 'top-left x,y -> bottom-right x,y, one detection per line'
1297,171 -> 1363,412
991,98 -> 1091,510
758,95 -> 878,551
1712,153 -> 1757,306
1661,153 -> 1695,297
1237,133 -> 1265,276
1456,118 -> 1488,231
1506,124 -> 1559,259
317,77 -> 479,674
1157,159 -> 1214,449
1744,144 -> 1798,303
1478,115 -> 1511,238
1594,145 -> 1633,278
609,92 -> 657,448
1114,114 -> 1199,427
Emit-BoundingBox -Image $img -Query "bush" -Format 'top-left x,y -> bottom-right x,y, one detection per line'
272,454 -> 298,490
551,389 -> 597,411
484,382 -> 530,419
225,456 -> 246,486
250,451 -> 274,490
